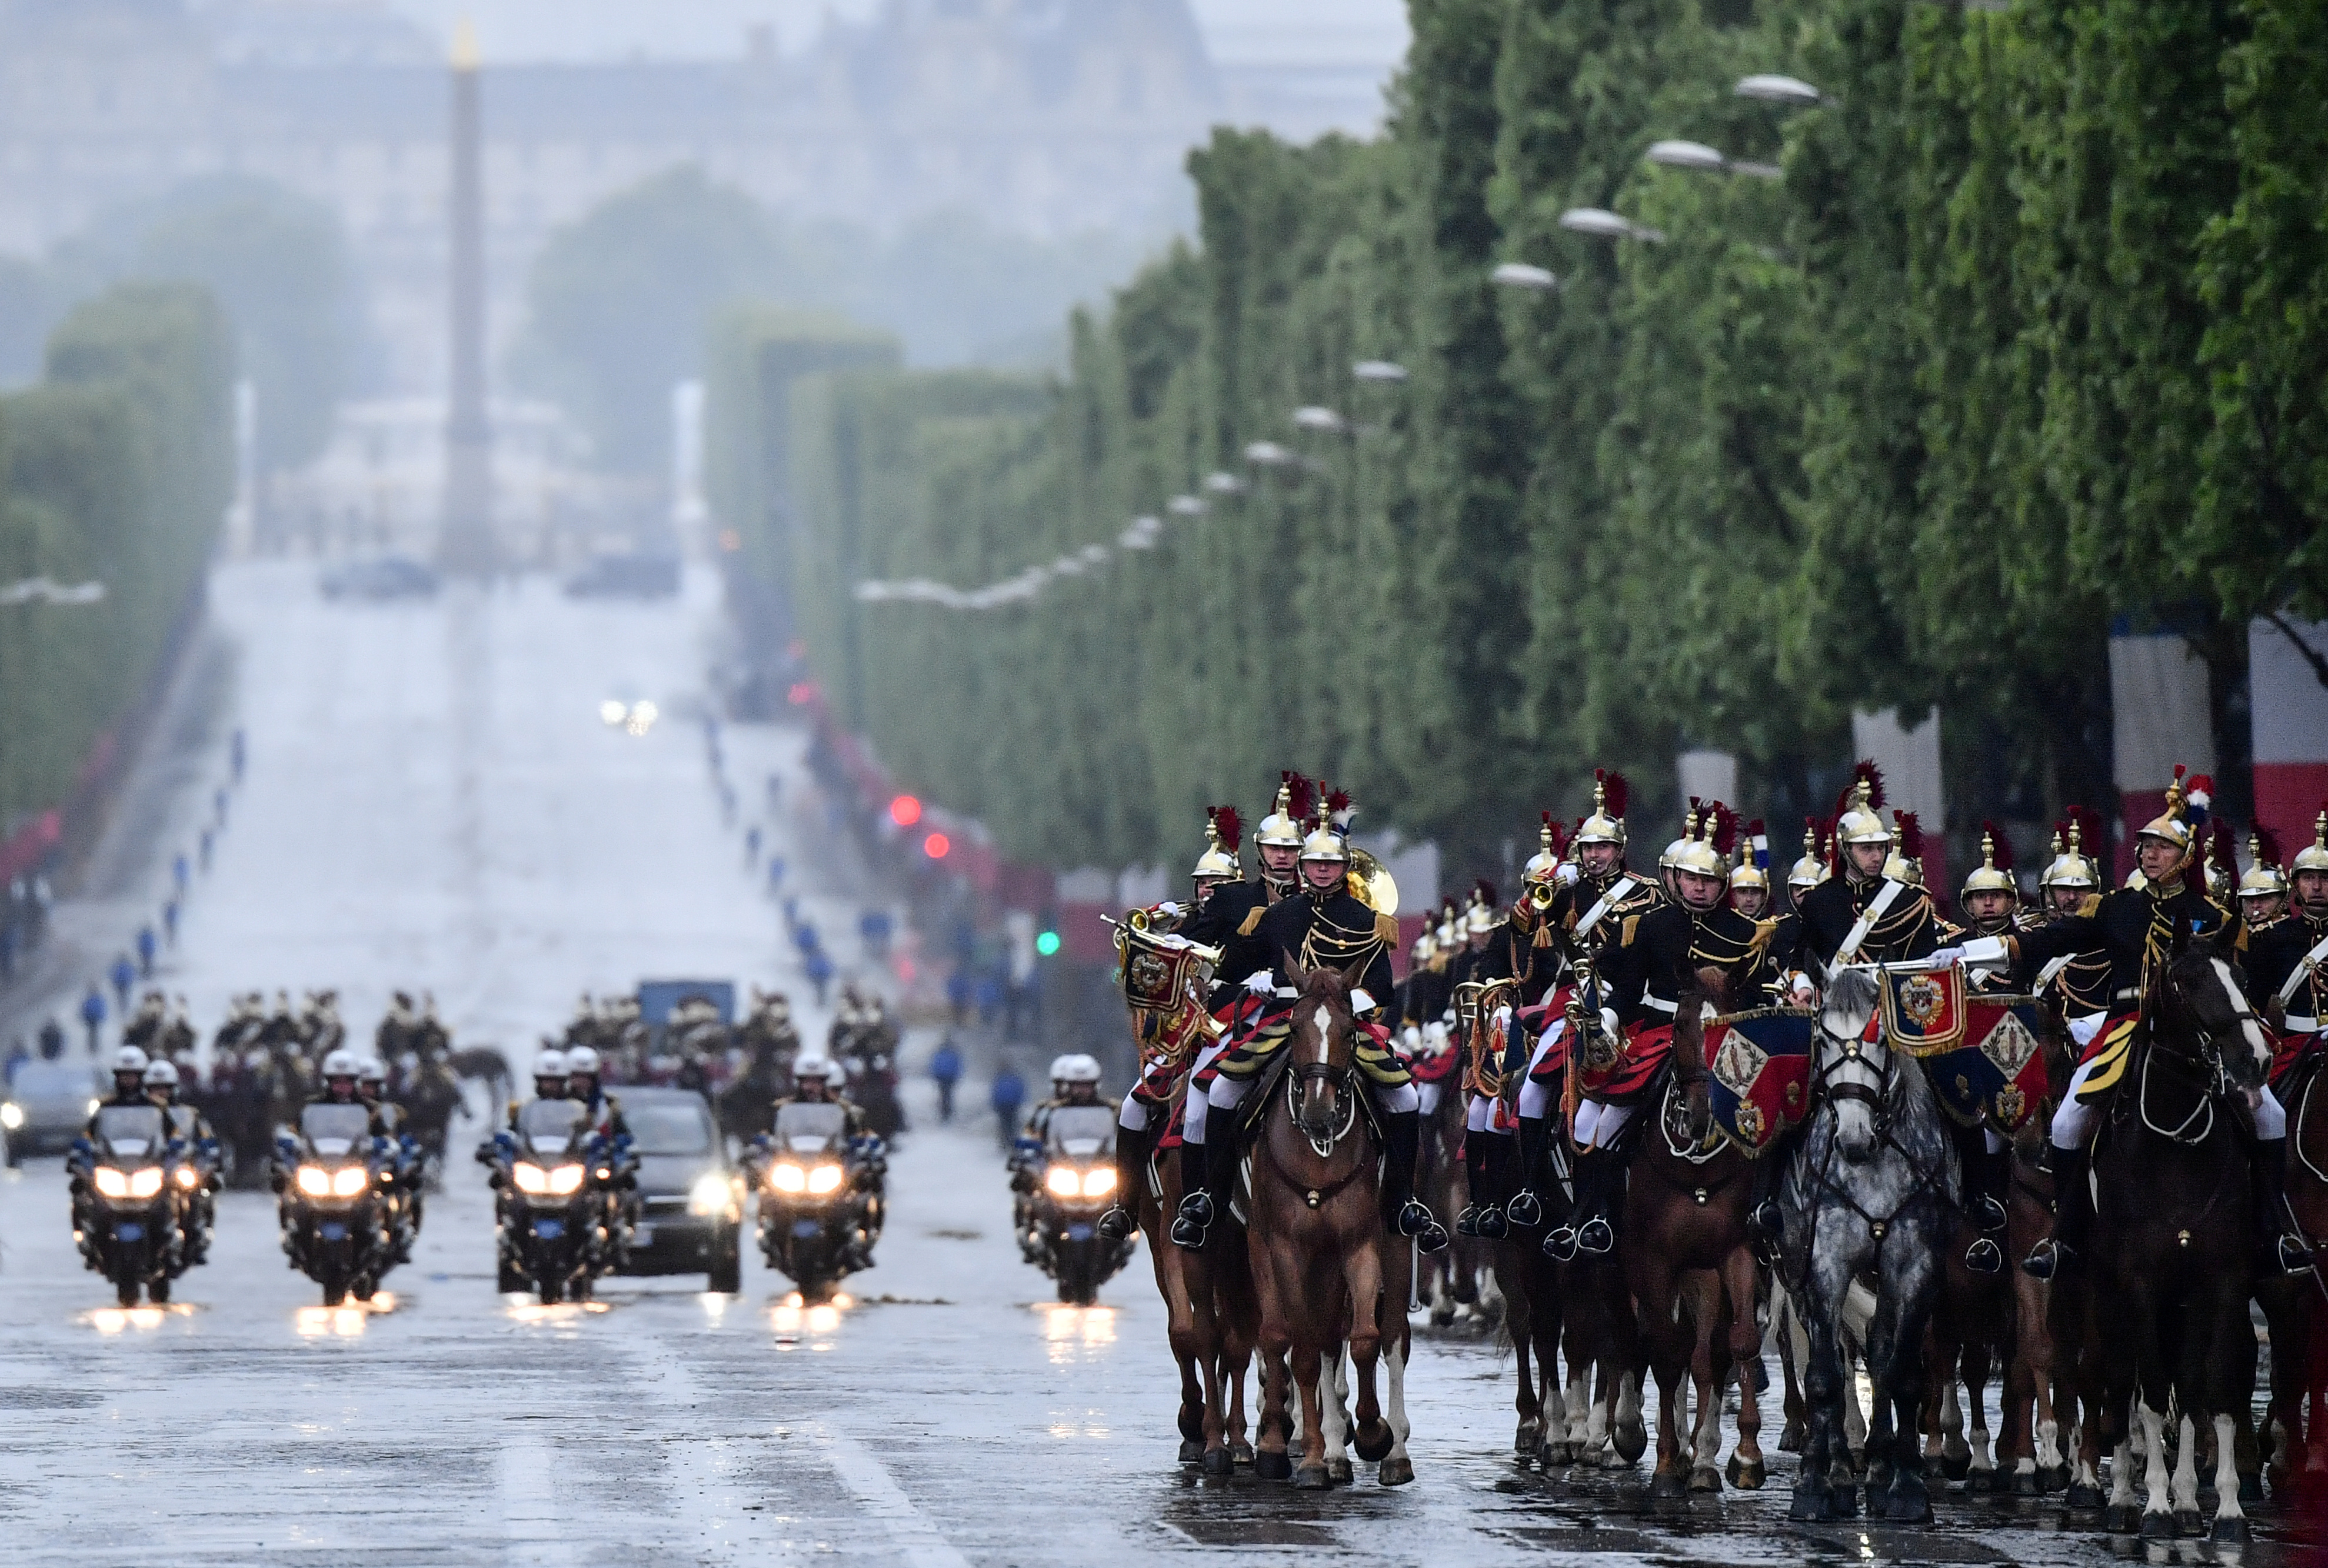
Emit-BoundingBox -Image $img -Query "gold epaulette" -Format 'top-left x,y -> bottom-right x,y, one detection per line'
1621,913 -> 1642,947
2076,893 -> 2101,919
1237,908 -> 1267,937
1376,913 -> 1400,946
1749,917 -> 1777,963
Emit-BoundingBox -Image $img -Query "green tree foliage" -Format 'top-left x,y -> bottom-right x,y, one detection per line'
721,0 -> 2328,876
0,283 -> 235,828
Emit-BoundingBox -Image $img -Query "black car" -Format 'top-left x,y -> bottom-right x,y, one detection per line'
614,1086 -> 743,1291
563,552 -> 680,599
319,556 -> 439,601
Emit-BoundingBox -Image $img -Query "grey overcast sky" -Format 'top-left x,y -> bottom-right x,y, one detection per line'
365,0 -> 1411,68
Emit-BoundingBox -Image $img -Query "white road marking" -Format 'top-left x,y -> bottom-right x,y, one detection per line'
802,1421 -> 971,1568
501,1429 -> 574,1567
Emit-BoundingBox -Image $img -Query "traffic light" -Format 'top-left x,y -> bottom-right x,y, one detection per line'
890,793 -> 923,827
1034,929 -> 1061,958
922,831 -> 951,859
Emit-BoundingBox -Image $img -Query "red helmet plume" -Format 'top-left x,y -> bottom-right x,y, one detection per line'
1211,805 -> 1242,854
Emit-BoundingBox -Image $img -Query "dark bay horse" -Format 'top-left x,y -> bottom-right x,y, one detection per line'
1245,961 -> 1410,1488
1624,963 -> 1765,1496
2090,935 -> 2274,1542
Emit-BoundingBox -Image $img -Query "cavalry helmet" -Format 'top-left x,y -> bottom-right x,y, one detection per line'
2239,829 -> 2287,901
1667,800 -> 1734,882
1254,773 -> 1313,851
1521,812 -> 1567,888
1787,819 -> 1828,895
2039,816 -> 2100,894
1191,806 -> 1243,884
1835,762 -> 1893,846
1961,823 -> 2017,902
1728,818 -> 1770,896
1298,788 -> 1352,868
2134,766 -> 2209,865
2294,805 -> 2328,878
1574,770 -> 1628,849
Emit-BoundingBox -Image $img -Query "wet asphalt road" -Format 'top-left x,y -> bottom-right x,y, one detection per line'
0,561 -> 2315,1565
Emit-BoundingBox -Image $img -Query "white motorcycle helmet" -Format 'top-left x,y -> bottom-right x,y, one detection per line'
793,1052 -> 834,1085
564,1045 -> 601,1078
1059,1054 -> 1101,1086
533,1048 -> 568,1081
357,1057 -> 387,1089
141,1059 -> 179,1090
321,1047 -> 362,1080
112,1045 -> 151,1075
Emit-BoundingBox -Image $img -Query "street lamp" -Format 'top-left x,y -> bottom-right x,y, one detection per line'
1734,74 -> 1823,105
1293,406 -> 1348,435
1560,208 -> 1666,244
1245,441 -> 1297,468
1351,360 -> 1410,382
1165,495 -> 1206,516
1203,471 -> 1247,495
1490,262 -> 1558,291
0,577 -> 106,606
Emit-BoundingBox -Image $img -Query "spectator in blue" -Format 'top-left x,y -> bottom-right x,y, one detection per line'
135,925 -> 157,977
199,828 -> 214,870
945,966 -> 972,1026
172,853 -> 190,896
0,920 -> 16,983
745,825 -> 763,866
974,971 -> 1004,1029
4,1036 -> 26,1086
805,948 -> 834,1006
231,728 -> 246,781
162,900 -> 178,946
929,1036 -> 963,1123
767,855 -> 786,893
80,983 -> 107,1051
38,1017 -> 64,1060
214,787 -> 229,826
108,954 -> 135,1012
990,1061 -> 1027,1152
860,908 -> 894,958
792,919 -> 819,955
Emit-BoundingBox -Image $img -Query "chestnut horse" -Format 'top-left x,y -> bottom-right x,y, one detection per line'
1246,961 -> 1411,1487
1624,963 -> 1765,1496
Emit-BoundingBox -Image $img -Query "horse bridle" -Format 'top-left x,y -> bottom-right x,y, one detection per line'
1791,1007 -> 1950,1265
2134,965 -> 2257,1146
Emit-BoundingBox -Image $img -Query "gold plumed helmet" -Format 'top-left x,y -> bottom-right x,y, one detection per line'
1574,770 -> 1628,848
1668,799 -> 1736,881
1729,818 -> 1770,893
2293,805 -> 2328,878
2135,765 -> 2209,862
1190,805 -> 1242,883
1834,761 -> 1893,846
1464,881 -> 1500,935
1411,927 -> 1437,966
1297,785 -> 1351,867
2040,813 -> 2101,893
2237,829 -> 2288,900
1880,811 -> 1927,886
1960,822 -> 2017,900
1434,898 -> 1460,948
1521,812 -> 1567,887
1787,818 -> 1827,894
1255,772 -> 1312,850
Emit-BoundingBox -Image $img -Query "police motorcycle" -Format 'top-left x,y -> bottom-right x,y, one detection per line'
745,1083 -> 885,1302
149,1060 -> 221,1267
275,1100 -> 394,1306
71,1102 -> 189,1306
481,1096 -> 633,1303
1017,1102 -> 1135,1305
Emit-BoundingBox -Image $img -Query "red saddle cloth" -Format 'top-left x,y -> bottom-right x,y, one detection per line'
1576,1017 -> 1673,1106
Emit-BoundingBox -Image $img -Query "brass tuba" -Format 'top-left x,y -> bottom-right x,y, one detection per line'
1347,846 -> 1399,916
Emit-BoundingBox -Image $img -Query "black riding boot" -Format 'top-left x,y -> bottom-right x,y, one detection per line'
1476,1133 -> 1513,1239
1097,1122 -> 1148,1242
1454,1134 -> 1491,1236
2256,1136 -> 2314,1276
1951,1122 -> 2005,1275
1506,1114 -> 1547,1230
1171,1138 -> 1228,1249
1381,1109 -> 1448,1253
1546,1150 -> 1608,1261
2024,1143 -> 2086,1280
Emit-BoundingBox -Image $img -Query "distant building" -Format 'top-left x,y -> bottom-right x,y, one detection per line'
0,0 -> 1380,391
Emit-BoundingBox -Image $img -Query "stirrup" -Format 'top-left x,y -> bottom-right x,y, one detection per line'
2020,1239 -> 2064,1281
2277,1233 -> 2315,1277
1748,1198 -> 1783,1239
1170,1214 -> 1208,1250
1970,1195 -> 2009,1234
1542,1223 -> 1580,1262
1177,1189 -> 1215,1228
1506,1187 -> 1544,1229
1454,1203 -> 1483,1237
1096,1205 -> 1134,1242
1477,1205 -> 1509,1240
1575,1216 -> 1614,1256
1415,1220 -> 1451,1256
1963,1236 -> 2004,1275
1393,1199 -> 1437,1239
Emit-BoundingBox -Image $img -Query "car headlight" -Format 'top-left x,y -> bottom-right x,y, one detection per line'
689,1173 -> 732,1215
511,1163 -> 549,1195
547,1165 -> 585,1196
805,1163 -> 844,1195
296,1166 -> 333,1197
0,1102 -> 22,1129
128,1167 -> 165,1200
94,1167 -> 129,1199
769,1163 -> 806,1193
1082,1166 -> 1117,1199
87,1098 -> 102,1117
332,1167 -> 369,1197
1045,1166 -> 1082,1198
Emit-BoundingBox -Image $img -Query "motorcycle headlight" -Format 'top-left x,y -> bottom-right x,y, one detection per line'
1082,1167 -> 1117,1199
511,1163 -> 549,1195
1045,1166 -> 1082,1198
332,1167 -> 369,1197
295,1166 -> 333,1197
94,1167 -> 130,1199
127,1167 -> 165,1200
805,1163 -> 844,1196
175,1166 -> 200,1190
547,1165 -> 585,1196
688,1173 -> 732,1215
769,1163 -> 806,1193
0,1102 -> 22,1129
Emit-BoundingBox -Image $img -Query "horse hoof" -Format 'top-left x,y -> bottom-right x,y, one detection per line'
1788,1484 -> 1832,1523
1291,1464 -> 1330,1490
1254,1450 -> 1291,1482
1941,1454 -> 1971,1482
2009,1470 -> 2039,1497
1354,1422 -> 1394,1464
1778,1421 -> 1804,1455
2040,1464 -> 2073,1493
1201,1447 -> 1234,1478
1689,1466 -> 1723,1494
1650,1471 -> 1688,1500
1964,1467 -> 1996,1495
2212,1516 -> 2253,1545
1179,1439 -> 1203,1465
1514,1421 -> 1541,1456
2137,1512 -> 2174,1541
1378,1455 -> 1414,1487
1885,1486 -> 1934,1525
1543,1440 -> 1575,1466
1727,1454 -> 1766,1490
1615,1424 -> 1648,1464
1429,1306 -> 1456,1327
2065,1483 -> 2105,1512
1327,1458 -> 1353,1487
2173,1509 -> 2205,1538
2101,1503 -> 2140,1533
1231,1439 -> 1255,1466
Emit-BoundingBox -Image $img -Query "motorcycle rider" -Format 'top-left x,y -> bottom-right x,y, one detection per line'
355,1057 -> 424,1262
764,1055 -> 883,1268
312,1048 -> 391,1133
1017,1055 -> 1103,1257
511,1048 -> 570,1127
561,1043 -> 638,1265
144,1059 -> 219,1267
68,1047 -> 160,1270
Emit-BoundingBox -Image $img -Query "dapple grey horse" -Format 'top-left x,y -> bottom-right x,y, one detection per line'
1780,965 -> 1953,1524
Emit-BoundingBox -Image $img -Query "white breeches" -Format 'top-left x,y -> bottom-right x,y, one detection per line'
1465,1093 -> 1496,1133
1416,1080 -> 1443,1117
2048,1015 -> 2111,1150
1177,1039 -> 1232,1146
1571,1097 -> 1634,1151
1516,1022 -> 1566,1120
1117,1088 -> 1148,1132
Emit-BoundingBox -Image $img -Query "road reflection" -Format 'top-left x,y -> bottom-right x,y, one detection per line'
294,1290 -> 400,1339
79,1303 -> 201,1335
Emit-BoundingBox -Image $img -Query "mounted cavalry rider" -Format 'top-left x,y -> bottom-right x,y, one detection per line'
1955,826 -> 2029,991
1454,820 -> 1570,1239
2249,808 -> 2328,1089
1546,802 -> 1771,1260
1950,769 -> 2310,1278
2238,827 -> 2292,934
1728,820 -> 1773,921
1173,786 -> 1449,1255
1449,880 -> 1517,1239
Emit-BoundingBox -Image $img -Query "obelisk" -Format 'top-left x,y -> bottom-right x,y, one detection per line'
437,17 -> 496,575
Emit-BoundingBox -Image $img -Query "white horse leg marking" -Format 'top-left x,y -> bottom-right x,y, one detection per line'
1319,1345 -> 1350,1458
2214,1412 -> 2246,1523
1934,1379 -> 1963,1465
1385,1336 -> 1411,1466
1613,1369 -> 1645,1469
1692,1385 -> 1723,1476
2171,1413 -> 2200,1514
2037,1416 -> 2062,1471
1564,1369 -> 1590,1457
2139,1403 -> 2171,1517
1969,1388 -> 1993,1478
